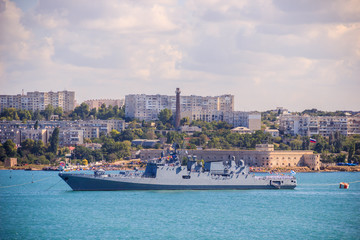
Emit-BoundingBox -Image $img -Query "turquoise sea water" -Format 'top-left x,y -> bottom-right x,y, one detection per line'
1,170 -> 359,240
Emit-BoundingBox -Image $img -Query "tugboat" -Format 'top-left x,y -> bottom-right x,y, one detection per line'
58,151 -> 297,191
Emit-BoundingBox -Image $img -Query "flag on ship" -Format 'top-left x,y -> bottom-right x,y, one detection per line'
310,138 -> 317,143
290,170 -> 296,175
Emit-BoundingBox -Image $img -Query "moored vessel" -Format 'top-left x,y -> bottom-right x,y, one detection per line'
59,152 -> 296,191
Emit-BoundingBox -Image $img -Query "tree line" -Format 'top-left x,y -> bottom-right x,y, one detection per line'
1,107 -> 360,165
0,128 -> 61,165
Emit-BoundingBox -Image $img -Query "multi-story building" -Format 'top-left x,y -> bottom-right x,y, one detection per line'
0,128 -> 20,145
125,94 -> 234,121
83,99 -> 124,110
59,129 -> 84,147
0,90 -> 75,112
0,119 -> 125,146
19,129 -> 49,144
279,114 -> 360,137
125,92 -> 259,130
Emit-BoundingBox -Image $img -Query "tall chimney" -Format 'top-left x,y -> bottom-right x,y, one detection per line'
175,88 -> 181,129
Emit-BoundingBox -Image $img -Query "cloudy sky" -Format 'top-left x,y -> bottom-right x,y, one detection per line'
1,0 -> 359,111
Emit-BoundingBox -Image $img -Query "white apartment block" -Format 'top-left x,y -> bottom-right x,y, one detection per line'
59,129 -> 84,147
125,93 -> 261,130
279,114 -> 360,137
0,90 -> 75,112
125,94 -> 234,121
83,99 -> 124,109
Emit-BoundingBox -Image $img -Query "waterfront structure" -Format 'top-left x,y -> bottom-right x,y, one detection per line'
139,144 -> 320,170
83,99 -> 124,110
125,91 -> 260,130
0,90 -> 76,112
279,114 -> 360,136
4,158 -> 17,167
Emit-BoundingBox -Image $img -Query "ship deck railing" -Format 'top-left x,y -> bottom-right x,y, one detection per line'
254,175 -> 295,180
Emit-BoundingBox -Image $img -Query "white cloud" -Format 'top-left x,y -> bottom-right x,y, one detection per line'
0,0 -> 359,111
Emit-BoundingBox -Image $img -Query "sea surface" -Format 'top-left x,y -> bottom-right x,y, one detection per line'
0,170 -> 359,240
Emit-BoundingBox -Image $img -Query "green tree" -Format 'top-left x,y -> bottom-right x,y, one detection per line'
32,140 -> 45,156
74,145 -> 92,160
302,137 -> 309,150
54,107 -> 63,118
38,155 -> 50,165
180,117 -> 190,126
89,108 -> 97,119
290,138 -> 302,150
71,103 -> 90,120
120,129 -> 135,141
314,142 -> 324,153
0,144 -> 7,162
18,110 -> 32,121
33,110 -> 42,120
21,139 -> 35,152
335,153 -> 347,163
49,127 -> 60,154
3,139 -> 17,157
158,109 -> 173,125
348,143 -> 355,163
45,152 -> 56,164
208,137 -> 221,149
42,105 -> 54,120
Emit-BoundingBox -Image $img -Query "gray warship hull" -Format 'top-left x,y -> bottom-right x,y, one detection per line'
59,164 -> 296,191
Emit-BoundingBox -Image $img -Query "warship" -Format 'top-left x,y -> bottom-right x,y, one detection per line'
59,152 -> 297,191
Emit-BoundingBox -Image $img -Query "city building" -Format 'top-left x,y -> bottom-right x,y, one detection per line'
0,128 -> 20,145
59,129 -> 84,147
125,93 -> 234,121
0,90 -> 76,112
5,158 -> 17,167
125,91 -> 260,130
132,139 -> 160,148
0,119 -> 125,147
83,99 -> 124,109
179,126 -> 202,135
231,127 -> 253,134
279,114 -> 360,137
20,129 -> 49,144
264,128 -> 280,137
